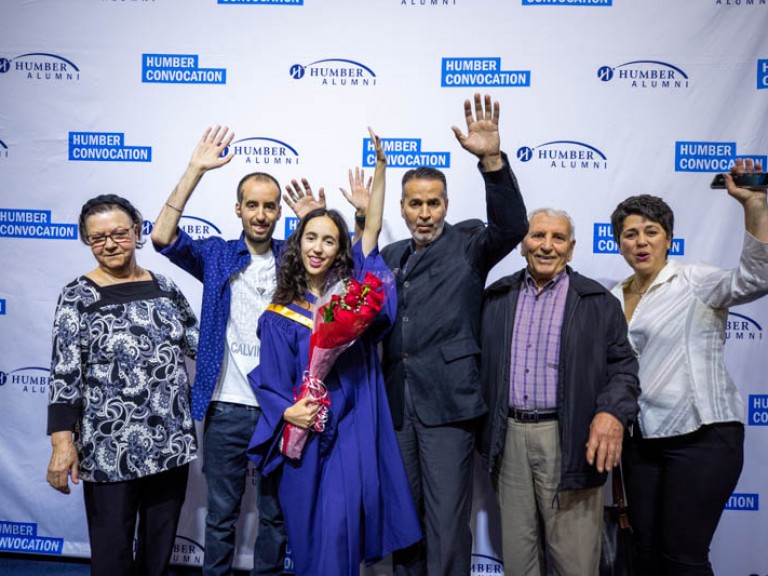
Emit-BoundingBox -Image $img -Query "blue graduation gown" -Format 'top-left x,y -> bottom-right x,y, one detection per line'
248,244 -> 422,576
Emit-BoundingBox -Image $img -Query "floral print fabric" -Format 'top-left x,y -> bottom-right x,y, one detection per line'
48,273 -> 199,482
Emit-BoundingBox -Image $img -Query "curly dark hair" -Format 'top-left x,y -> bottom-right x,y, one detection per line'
78,194 -> 144,247
273,208 -> 354,305
610,194 -> 674,257
611,194 -> 675,242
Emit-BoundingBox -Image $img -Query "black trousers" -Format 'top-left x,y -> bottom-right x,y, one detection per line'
392,383 -> 475,576
83,464 -> 190,576
623,422 -> 743,576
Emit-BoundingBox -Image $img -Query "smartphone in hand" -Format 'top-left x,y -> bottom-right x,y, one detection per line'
711,172 -> 768,190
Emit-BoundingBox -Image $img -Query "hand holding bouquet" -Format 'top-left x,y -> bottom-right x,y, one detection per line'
280,272 -> 386,459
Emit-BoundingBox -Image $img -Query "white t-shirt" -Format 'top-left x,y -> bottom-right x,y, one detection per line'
212,251 -> 276,406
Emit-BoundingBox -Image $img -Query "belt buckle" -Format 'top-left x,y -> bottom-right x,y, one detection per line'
512,408 -> 556,423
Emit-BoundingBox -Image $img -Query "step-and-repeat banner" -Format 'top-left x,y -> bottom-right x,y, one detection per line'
1,1 -> 767,574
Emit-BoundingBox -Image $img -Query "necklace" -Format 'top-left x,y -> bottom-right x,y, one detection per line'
626,278 -> 648,295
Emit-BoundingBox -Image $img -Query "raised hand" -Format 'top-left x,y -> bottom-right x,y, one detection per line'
359,126 -> 387,256
725,158 -> 768,242
725,158 -> 766,205
190,125 -> 235,173
451,93 -> 502,171
369,125 -> 387,164
284,178 -> 326,220
339,168 -> 372,216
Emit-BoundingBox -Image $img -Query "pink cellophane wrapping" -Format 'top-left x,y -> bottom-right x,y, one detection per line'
280,272 -> 386,460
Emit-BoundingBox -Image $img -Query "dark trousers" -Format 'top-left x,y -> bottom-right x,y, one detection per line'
83,464 -> 189,576
202,401 -> 285,576
623,422 -> 744,576
392,384 -> 475,576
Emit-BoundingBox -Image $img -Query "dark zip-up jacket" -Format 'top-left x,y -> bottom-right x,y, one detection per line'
478,267 -> 640,490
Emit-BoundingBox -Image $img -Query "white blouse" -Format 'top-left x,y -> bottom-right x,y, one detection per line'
611,232 -> 768,438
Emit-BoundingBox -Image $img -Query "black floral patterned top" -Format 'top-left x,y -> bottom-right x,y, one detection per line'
47,272 -> 199,483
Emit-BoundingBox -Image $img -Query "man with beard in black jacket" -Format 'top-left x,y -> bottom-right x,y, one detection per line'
381,93 -> 528,576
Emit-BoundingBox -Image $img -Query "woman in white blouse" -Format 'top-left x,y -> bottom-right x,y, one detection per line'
609,160 -> 768,576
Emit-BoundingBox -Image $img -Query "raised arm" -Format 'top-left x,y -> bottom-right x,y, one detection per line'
725,159 -> 768,242
451,93 -> 503,172
151,126 -> 234,248
361,127 -> 386,257
458,95 -> 528,275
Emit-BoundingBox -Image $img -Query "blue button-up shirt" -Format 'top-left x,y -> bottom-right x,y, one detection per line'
157,228 -> 284,420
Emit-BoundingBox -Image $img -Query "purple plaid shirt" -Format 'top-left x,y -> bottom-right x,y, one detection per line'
509,269 -> 569,410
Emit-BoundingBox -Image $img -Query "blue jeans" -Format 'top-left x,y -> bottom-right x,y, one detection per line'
203,401 -> 286,576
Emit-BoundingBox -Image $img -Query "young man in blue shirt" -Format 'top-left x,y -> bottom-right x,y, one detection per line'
152,126 -> 296,576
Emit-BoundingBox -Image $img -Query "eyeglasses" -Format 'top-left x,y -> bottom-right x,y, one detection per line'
87,228 -> 134,248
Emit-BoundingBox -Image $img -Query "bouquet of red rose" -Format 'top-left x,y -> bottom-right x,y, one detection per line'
280,271 -> 386,459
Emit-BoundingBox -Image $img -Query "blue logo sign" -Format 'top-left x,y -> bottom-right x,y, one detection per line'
674,141 -> 766,172
471,553 -> 504,575
725,493 -> 759,511
178,216 -> 221,240
441,58 -> 531,88
522,0 -> 611,5
597,60 -> 689,89
289,58 -> 376,86
227,137 -> 300,166
758,59 -> 768,90
402,0 -> 458,6
284,217 -> 299,239
716,0 -> 768,7
0,522 -> 63,555
361,137 -> 450,169
218,0 -> 303,4
0,209 -> 77,240
749,395 -> 768,426
726,312 -> 763,342
142,54 -> 226,84
0,52 -> 80,81
172,535 -> 204,566
68,132 -> 152,162
0,299 -> 5,315
0,366 -> 50,393
592,223 -> 684,255
143,216 -> 221,241
516,140 -> 607,170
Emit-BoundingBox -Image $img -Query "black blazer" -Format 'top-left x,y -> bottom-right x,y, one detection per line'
381,155 -> 528,427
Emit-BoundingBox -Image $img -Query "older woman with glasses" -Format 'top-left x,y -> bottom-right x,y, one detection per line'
46,194 -> 199,576
610,160 -> 768,575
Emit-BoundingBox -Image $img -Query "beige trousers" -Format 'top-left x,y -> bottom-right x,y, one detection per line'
497,418 -> 603,576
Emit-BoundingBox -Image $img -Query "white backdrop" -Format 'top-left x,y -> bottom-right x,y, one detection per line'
1,1 -> 767,574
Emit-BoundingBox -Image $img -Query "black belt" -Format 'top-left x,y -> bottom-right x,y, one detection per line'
509,408 -> 558,423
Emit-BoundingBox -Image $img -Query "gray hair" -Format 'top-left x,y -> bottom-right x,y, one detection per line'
527,208 -> 576,241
